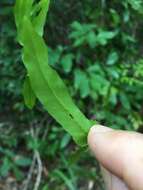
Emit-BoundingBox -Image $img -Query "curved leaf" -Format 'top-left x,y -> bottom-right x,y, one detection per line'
14,0 -> 92,146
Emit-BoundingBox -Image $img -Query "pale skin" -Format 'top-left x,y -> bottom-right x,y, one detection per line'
88,125 -> 143,190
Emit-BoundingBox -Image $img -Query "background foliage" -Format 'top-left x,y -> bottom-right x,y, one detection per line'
1,0 -> 143,189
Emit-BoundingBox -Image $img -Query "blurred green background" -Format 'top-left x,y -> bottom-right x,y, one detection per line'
1,0 -> 143,189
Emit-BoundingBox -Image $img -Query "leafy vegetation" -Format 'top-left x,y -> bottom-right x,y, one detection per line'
14,0 -> 91,147
1,0 -> 143,189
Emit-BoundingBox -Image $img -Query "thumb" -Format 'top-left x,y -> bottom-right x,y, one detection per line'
88,125 -> 143,190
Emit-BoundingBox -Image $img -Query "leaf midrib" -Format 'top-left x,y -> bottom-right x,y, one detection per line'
26,24 -> 87,136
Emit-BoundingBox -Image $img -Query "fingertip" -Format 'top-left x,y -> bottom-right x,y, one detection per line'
88,125 -> 113,150
88,125 -> 124,176
88,126 -> 143,190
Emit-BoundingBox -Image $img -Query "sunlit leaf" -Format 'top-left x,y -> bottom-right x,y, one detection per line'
106,51 -> 119,65
61,54 -> 74,73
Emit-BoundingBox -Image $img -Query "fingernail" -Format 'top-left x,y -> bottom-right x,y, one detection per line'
87,125 -> 114,154
90,125 -> 113,134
